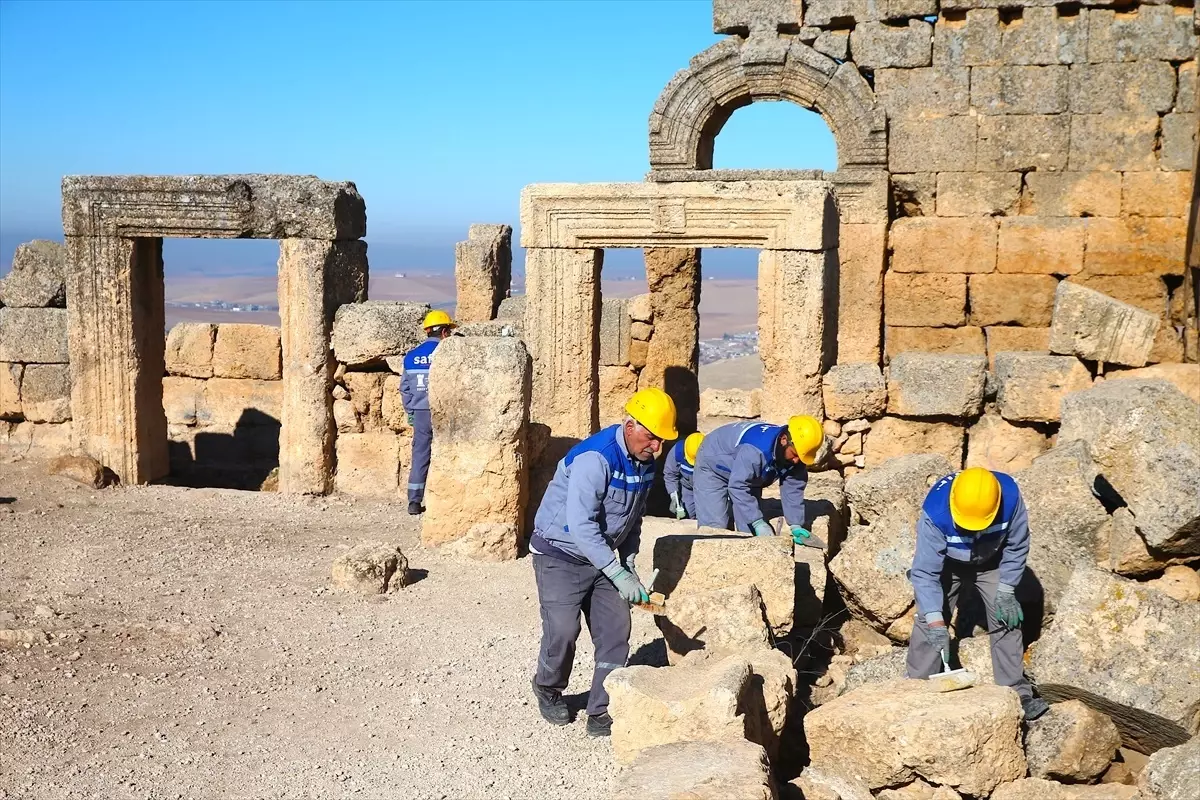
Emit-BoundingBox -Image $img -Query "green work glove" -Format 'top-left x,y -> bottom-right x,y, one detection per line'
602,561 -> 649,605
406,412 -> 414,425
994,586 -> 1024,631
675,505 -> 687,521
750,519 -> 775,537
668,492 -> 681,517
791,526 -> 812,545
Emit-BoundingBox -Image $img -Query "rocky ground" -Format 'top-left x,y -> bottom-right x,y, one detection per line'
0,457 -> 667,800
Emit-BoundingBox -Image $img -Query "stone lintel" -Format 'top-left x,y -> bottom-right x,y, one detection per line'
648,168 -> 827,182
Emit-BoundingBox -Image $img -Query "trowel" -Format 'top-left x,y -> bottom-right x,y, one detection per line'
633,568 -> 667,615
928,648 -> 977,693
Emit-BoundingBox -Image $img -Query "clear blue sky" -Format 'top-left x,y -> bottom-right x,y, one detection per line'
0,0 -> 837,274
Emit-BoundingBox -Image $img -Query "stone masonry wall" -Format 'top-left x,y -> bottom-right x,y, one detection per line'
599,293 -> 656,426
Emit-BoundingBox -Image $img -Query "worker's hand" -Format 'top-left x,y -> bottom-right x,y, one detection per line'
668,492 -> 681,517
791,526 -> 827,550
602,562 -> 649,605
994,586 -> 1024,630
750,519 -> 775,537
926,621 -> 950,657
675,505 -> 687,520
406,412 -> 414,425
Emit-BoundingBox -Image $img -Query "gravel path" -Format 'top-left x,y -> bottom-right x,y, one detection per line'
0,458 -> 666,800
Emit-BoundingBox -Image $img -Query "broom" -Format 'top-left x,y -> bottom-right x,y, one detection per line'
928,648 -> 977,693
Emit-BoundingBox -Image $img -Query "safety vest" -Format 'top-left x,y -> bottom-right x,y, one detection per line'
923,471 -> 1021,553
564,425 -> 656,494
672,440 -> 694,478
735,423 -> 786,483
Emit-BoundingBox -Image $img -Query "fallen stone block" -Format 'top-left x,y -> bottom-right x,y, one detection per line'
613,740 -> 774,800
876,778 -> 964,800
845,453 -> 952,524
0,240 -> 65,308
699,387 -> 761,419
1029,567 -> 1200,753
992,778 -> 1138,800
793,768 -> 874,800
212,324 -> 282,380
48,454 -> 116,489
1059,380 -> 1200,556
804,469 -> 847,555
1027,700 -> 1122,783
994,352 -> 1092,423
829,506 -> 916,631
0,628 -> 49,647
686,648 -> 796,763
331,301 -> 430,368
806,680 -> 1026,796
656,584 -> 770,664
886,353 -> 987,418
1102,364 -> 1200,405
822,362 -> 887,421
165,323 -> 216,378
330,542 -> 407,594
966,413 -> 1051,472
1049,282 -> 1160,367
1145,566 -> 1200,603
0,307 -> 68,364
841,648 -> 909,695
1139,736 -> 1200,800
1097,507 -> 1200,578
865,416 -> 964,468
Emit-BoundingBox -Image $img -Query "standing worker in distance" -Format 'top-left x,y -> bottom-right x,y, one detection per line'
400,309 -> 456,516
529,388 -> 678,738
664,432 -> 704,520
906,467 -> 1049,720
692,416 -> 824,548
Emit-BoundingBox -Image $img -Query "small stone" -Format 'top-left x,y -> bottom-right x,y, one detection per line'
330,542 -> 407,595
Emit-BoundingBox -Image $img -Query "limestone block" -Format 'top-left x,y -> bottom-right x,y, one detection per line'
969,274 -> 1057,328
875,67 -> 970,120
758,249 -> 830,420
599,365 -> 640,427
1060,380 -> 1200,556
1122,172 -> 1192,219
599,296 -> 631,366
5,420 -> 73,458
19,364 -> 70,423
630,321 -> 652,341
1049,282 -> 1160,367
330,302 -> 430,368
211,324 -> 281,380
891,174 -> 936,218
837,222 -> 887,363
806,680 -> 1026,796
421,337 -> 528,560
794,535 -> 830,626
1139,737 -> 1200,800
330,542 -> 407,594
889,217 -> 997,274
830,506 -> 918,629
935,172 -> 1020,217
0,308 -> 68,363
996,218 -> 1086,276
845,453 -> 952,525
334,432 -> 399,497
888,116 -> 977,173
992,779 -> 1138,800
612,740 -> 774,800
453,223 -> 512,323
1068,114 -> 1159,172
823,363 -> 886,421
876,779 -> 964,800
885,326 -> 986,359
1029,567 -> 1200,752
1074,275 -> 1169,317
850,20 -> 933,69
1069,61 -> 1177,115
165,323 -> 216,378
651,528 -> 794,635
814,29 -> 849,60
1027,700 -> 1122,782
1148,566 -> 1200,603
963,8 -> 1002,66
994,352 -> 1092,423
627,292 -> 652,323
977,114 -> 1070,171
495,295 -> 525,321
0,240 -> 65,308
197,378 -> 282,428
1087,6 -> 1197,63
162,377 -> 203,426
1101,364 -> 1200,405
342,371 -> 387,431
1083,217 -> 1187,277
333,398 -> 360,434
865,416 -> 964,468
1097,507 -> 1200,578
1159,113 -> 1196,171
1147,326 -> 1188,366
1004,7 -> 1087,66
657,584 -> 771,664
884,273 -> 966,327
628,339 -> 649,369
966,413 -> 1051,473
886,353 -> 986,418
972,65 -> 1069,115
379,374 -> 409,432
48,453 -> 115,489
699,388 -> 760,419
985,326 -> 1052,368
1023,172 -> 1123,218
638,248 -> 700,433
0,363 -> 21,420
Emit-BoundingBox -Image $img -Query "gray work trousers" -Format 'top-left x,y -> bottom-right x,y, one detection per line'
906,557 -> 1033,703
408,409 -> 432,505
532,554 -> 632,716
693,465 -> 754,532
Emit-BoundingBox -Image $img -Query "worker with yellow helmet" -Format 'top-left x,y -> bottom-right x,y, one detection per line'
399,309 -> 457,515
692,415 -> 825,548
663,432 -> 705,520
907,467 -> 1048,720
529,388 -> 678,738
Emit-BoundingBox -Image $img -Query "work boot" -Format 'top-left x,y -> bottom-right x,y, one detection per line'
1022,696 -> 1050,721
531,679 -> 569,726
586,712 -> 613,737
407,502 -> 424,516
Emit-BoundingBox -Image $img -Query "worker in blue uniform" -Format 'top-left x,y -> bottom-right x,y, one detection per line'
663,432 -> 704,520
399,309 -> 456,515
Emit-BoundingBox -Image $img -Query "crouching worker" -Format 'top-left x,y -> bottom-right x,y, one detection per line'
692,416 -> 825,549
529,388 -> 678,737
664,432 -> 704,520
906,467 -> 1049,720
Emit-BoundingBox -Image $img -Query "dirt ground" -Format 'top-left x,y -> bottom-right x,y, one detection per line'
0,457 -> 668,800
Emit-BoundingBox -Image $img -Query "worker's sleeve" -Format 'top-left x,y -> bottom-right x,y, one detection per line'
618,514 -> 642,567
565,451 -> 619,571
399,367 -> 415,412
662,449 -> 681,495
997,495 -> 1031,592
780,465 -> 808,529
911,511 -> 949,623
728,445 -> 767,532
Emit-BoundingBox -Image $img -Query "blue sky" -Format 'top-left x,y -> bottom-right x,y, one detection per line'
0,0 -> 837,275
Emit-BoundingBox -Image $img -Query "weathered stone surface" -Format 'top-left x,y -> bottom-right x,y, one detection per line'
977,114 -> 1070,171
627,292 -> 652,323
836,222 -> 885,365
850,20 -> 933,69
889,116 -> 977,173
1050,282 -> 1160,368
1023,172 -> 1123,218
997,218 -> 1086,275
758,249 -> 830,420
1060,380 -> 1200,556
884,272 -> 966,327
1027,700 -> 1122,782
657,584 -> 771,664
876,67 -> 970,120
330,302 -> 430,368
1029,567 -> 1200,752
422,337 -> 528,560
970,274 -> 1058,328
161,377 -> 202,426
845,453 -> 952,525
334,432 -> 399,497
1074,275 -> 1169,318
0,308 -> 68,363
966,413 -> 1051,473
453,223 -> 512,323
890,217 -> 997,274
887,353 -> 986,418
1139,736 -> 1200,800
806,680 -> 1026,796
379,374 -> 409,432
1146,566 -> 1200,604
973,65 -> 1069,115
1069,61 -> 1177,115
986,326 -> 1052,368
495,295 -> 525,321
19,364 -> 70,423
935,171 -> 1021,216
343,372 -> 387,432
1083,217 -> 1187,277
196,378 -> 282,428
330,542 -> 407,594
630,320 -> 652,341
628,338 -> 649,369
165,323 -> 216,378
1122,172 -> 1192,219
699,388 -> 760,419
876,778 -> 963,800
48,453 -> 115,489
1159,113 -> 1197,171
1086,5 -> 1197,63
599,296 -> 631,366
0,240 -> 65,308
886,326 -> 986,359
211,324 -> 281,380
0,363 -> 21,420
1102,364 -> 1200,405
992,778 -> 1138,800
814,29 -> 850,60
994,352 -> 1091,423
865,417 -> 964,468
1097,507 -> 1200,578
333,397 -> 360,434
830,506 -> 917,629
823,363 -> 886,421
612,740 -> 773,800
599,365 -> 640,427
793,768 -> 874,800
1068,113 -> 1158,172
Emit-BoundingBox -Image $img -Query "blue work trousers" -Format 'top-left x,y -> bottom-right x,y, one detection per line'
408,409 -> 432,505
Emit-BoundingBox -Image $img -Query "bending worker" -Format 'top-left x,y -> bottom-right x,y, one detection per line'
399,309 -> 456,515
693,416 -> 824,547
529,388 -> 677,738
906,467 -> 1049,721
663,432 -> 704,520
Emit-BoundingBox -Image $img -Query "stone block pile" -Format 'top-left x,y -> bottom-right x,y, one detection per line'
598,293 -> 659,426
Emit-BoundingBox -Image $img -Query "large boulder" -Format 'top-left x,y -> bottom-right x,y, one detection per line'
613,740 -> 774,800
991,778 -> 1138,800
656,584 -> 771,663
829,506 -> 916,632
330,301 -> 430,367
1049,281 -> 1159,368
0,240 -> 65,308
844,453 -> 952,524
1139,736 -> 1200,800
865,417 -> 964,469
841,647 -> 909,694
1059,380 -> 1200,556
1029,567 -> 1200,753
994,353 -> 1092,423
1026,700 -> 1122,783
1102,364 -> 1200,405
805,680 -> 1026,797
1097,507 -> 1200,577
966,412 -> 1051,472
886,353 -> 987,418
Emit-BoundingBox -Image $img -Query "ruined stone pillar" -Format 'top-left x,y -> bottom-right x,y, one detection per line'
421,336 -> 530,561
454,224 -> 513,323
277,239 -> 368,494
758,249 -> 834,421
639,248 -> 701,436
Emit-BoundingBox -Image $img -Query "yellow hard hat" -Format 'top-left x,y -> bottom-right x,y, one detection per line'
950,468 -> 1002,531
787,415 -> 824,466
423,309 -> 455,330
625,388 -> 678,441
683,432 -> 705,466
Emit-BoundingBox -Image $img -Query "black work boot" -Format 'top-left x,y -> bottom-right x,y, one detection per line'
586,712 -> 613,737
1022,696 -> 1050,721
407,502 -> 424,516
531,679 -> 570,726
